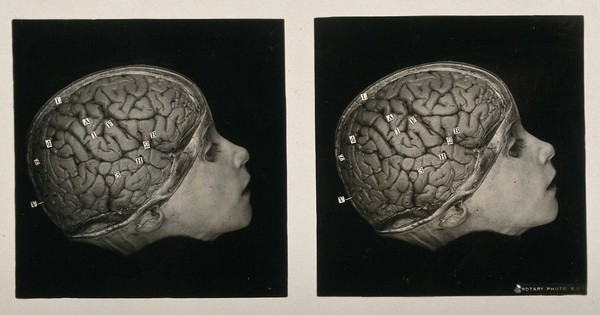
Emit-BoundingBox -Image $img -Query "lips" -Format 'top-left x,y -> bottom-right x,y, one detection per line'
242,174 -> 251,195
546,170 -> 557,191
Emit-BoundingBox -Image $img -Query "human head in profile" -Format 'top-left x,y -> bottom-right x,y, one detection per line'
27,65 -> 252,255
335,62 -> 557,250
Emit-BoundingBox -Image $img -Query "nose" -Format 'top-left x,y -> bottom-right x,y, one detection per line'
232,143 -> 250,169
537,138 -> 555,164
219,134 -> 250,168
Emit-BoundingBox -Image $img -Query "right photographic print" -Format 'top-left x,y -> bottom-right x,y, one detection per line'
316,16 -> 586,296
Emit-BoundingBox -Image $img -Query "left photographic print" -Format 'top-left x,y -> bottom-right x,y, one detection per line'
13,19 -> 287,298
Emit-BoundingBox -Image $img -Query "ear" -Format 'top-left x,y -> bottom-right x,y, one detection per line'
438,202 -> 469,228
134,206 -> 165,233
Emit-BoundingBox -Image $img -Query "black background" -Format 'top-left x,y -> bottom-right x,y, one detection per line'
14,20 -> 286,297
316,16 -> 586,296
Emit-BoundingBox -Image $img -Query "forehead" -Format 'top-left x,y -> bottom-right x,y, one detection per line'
509,119 -> 524,132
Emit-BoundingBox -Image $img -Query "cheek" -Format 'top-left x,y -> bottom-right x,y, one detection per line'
496,156 -> 532,189
477,160 -> 530,218
196,165 -> 226,192
195,166 -> 241,209
498,166 -> 556,226
505,172 -> 531,202
501,168 -> 534,207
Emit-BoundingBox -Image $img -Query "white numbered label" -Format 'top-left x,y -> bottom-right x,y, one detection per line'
386,114 -> 395,122
453,127 -> 460,134
91,132 -> 98,139
338,196 -> 352,204
349,135 -> 356,144
446,136 -> 454,145
150,131 -> 157,139
30,200 -> 38,208
33,158 -> 40,166
114,171 -> 122,178
143,141 -> 151,150
135,157 -> 144,165
338,154 -> 346,162
105,120 -> 114,128
360,93 -> 368,101
54,97 -> 62,105
82,118 -> 91,126
408,116 -> 417,124
417,167 -> 424,174
393,127 -> 401,135
438,152 -> 447,161
45,139 -> 53,148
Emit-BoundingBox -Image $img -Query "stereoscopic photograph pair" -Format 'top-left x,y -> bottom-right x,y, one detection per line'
14,16 -> 585,298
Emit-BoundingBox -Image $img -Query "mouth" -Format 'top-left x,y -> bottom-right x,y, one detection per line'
546,171 -> 557,191
242,175 -> 251,195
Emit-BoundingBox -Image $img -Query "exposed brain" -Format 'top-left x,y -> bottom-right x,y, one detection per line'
335,62 -> 519,233
27,66 -> 211,237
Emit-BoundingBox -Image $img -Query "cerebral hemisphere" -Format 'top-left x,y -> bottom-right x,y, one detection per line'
27,67 -> 209,237
335,63 -> 513,233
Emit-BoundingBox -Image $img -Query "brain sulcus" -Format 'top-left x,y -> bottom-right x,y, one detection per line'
27,66 -> 209,237
336,63 -> 510,232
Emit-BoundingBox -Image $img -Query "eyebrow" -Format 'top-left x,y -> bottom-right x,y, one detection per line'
507,119 -> 521,138
201,124 -> 215,149
502,119 -> 521,153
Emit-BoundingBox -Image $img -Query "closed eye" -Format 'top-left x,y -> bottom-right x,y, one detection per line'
508,138 -> 525,158
205,142 -> 221,162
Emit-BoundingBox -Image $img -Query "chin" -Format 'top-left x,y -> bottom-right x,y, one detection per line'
222,204 -> 253,233
237,205 -> 253,229
540,202 -> 559,225
527,200 -> 559,231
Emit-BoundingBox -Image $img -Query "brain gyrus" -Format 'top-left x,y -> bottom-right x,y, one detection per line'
337,70 -> 504,229
28,72 -> 204,235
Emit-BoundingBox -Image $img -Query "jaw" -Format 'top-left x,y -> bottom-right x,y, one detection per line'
383,219 -> 472,251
